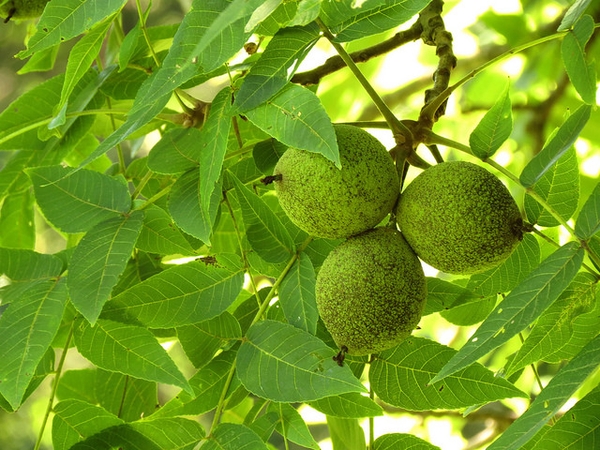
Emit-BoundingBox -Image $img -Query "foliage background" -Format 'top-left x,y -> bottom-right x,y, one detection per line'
0,0 -> 599,449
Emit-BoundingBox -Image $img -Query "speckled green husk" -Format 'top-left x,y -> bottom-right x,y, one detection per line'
0,0 -> 49,20
316,227 -> 427,356
273,124 -> 399,239
398,161 -> 523,275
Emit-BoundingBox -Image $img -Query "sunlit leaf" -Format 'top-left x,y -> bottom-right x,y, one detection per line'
562,15 -> 596,104
147,127 -> 202,174
104,259 -> 244,328
524,147 -> 579,227
558,0 -> 593,30
234,22 -> 320,112
520,104 -> 591,188
575,181 -> 600,240
370,337 -> 526,411
0,278 -> 68,409
18,0 -> 128,58
308,393 -> 383,418
431,242 -> 584,384
68,211 -> 144,325
469,82 -> 513,159
327,416 -> 366,450
244,83 -> 340,167
203,423 -> 268,450
488,334 -> 600,450
237,320 -> 366,402
374,433 -> 441,450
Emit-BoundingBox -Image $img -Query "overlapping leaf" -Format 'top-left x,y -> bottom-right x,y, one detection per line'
74,319 -> 192,393
68,211 -> 144,324
244,83 -> 340,166
52,399 -> 124,450
234,22 -> 320,112
520,104 -> 591,188
374,433 -> 441,450
431,242 -> 584,384
488,334 -> 600,450
370,337 -> 526,411
327,416 -> 366,450
278,253 -> 319,334
524,147 -> 579,227
203,423 -> 268,450
136,206 -> 196,256
237,320 -> 366,402
309,393 -> 383,418
19,0 -> 128,58
105,260 -> 244,328
229,171 -> 295,262
505,272 -> 597,376
147,128 -> 202,174
27,165 -> 131,233
0,278 -> 68,409
168,168 -> 221,244
575,180 -> 600,239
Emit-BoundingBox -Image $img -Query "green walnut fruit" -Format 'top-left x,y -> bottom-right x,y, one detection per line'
398,161 -> 523,275
273,124 -> 399,239
1,0 -> 49,21
316,227 -> 427,356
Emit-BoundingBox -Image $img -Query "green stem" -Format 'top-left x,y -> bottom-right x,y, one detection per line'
420,30 -> 570,119
135,0 -> 161,68
368,381 -> 375,449
34,322 -> 74,450
315,18 -> 413,142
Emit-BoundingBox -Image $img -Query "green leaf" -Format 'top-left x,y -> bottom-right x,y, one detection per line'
136,206 -> 196,256
561,15 -> 596,104
0,74 -> 63,151
129,418 -> 205,450
431,242 -> 585,384
467,233 -> 541,297
77,0 -> 256,169
0,190 -> 35,249
253,138 -> 288,175
234,22 -> 320,112
70,424 -> 160,450
327,416 -> 366,450
0,278 -> 68,409
469,82 -> 513,159
269,403 -> 320,450
322,0 -> 432,42
558,0 -> 593,30
74,319 -> 192,394
55,17 -> 114,125
177,312 -> 242,368
575,180 -> 600,239
153,351 -> 239,418
278,253 -> 319,334
0,248 -> 63,283
526,384 -> 600,449
237,320 -> 366,402
505,273 -> 597,376
198,88 -> 232,219
105,260 -> 244,328
524,147 -> 579,227
52,399 -> 124,450
488,333 -> 600,450
168,168 -> 221,244
373,433 -> 441,450
520,104 -> 591,188
19,0 -> 127,58
68,211 -> 144,325
370,337 -> 526,411
229,171 -> 295,262
203,423 -> 268,450
244,83 -> 340,167
308,393 -> 383,418
27,165 -> 131,233
147,127 -> 202,174
422,278 -> 481,316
